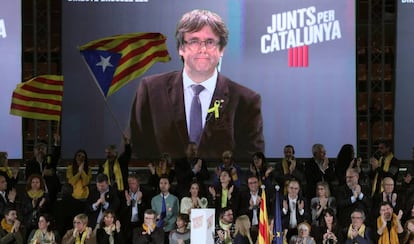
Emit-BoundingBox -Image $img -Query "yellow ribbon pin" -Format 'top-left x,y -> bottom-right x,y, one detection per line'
207,100 -> 222,119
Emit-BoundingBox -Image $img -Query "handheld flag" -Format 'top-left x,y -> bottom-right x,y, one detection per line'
273,185 -> 283,244
79,32 -> 171,98
259,185 -> 269,244
10,75 -> 64,121
157,193 -> 167,228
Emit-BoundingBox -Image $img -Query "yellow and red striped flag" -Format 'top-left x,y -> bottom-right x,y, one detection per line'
79,32 -> 171,98
10,75 -> 64,121
259,185 -> 270,244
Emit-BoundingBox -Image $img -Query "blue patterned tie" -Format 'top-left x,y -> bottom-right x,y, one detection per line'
189,85 -> 205,143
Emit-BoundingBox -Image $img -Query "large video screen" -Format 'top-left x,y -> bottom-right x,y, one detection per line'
0,1 -> 22,158
395,1 -> 414,160
62,0 -> 356,160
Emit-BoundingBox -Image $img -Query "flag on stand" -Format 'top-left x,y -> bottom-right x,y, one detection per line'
10,75 -> 64,121
273,185 -> 283,244
258,185 -> 269,244
79,32 -> 171,98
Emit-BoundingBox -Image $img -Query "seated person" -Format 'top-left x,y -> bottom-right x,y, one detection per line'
28,213 -> 60,244
289,222 -> 315,244
340,209 -> 373,243
61,214 -> 95,244
169,213 -> 190,244
133,209 -> 164,244
0,207 -> 24,244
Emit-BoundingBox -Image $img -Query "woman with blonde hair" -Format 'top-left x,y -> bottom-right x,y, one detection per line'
290,222 -> 315,244
61,214 -> 96,244
310,181 -> 336,226
233,215 -> 253,244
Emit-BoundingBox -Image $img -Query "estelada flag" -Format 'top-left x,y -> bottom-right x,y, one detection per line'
79,32 -> 171,98
10,75 -> 63,121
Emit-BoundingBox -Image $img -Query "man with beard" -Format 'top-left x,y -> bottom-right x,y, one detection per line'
369,140 -> 399,197
376,201 -> 404,243
98,136 -> 131,195
25,134 -> 61,205
0,207 -> 24,244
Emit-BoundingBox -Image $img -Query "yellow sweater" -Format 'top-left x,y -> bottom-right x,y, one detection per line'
66,165 -> 92,200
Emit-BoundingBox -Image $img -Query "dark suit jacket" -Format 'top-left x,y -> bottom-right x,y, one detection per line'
280,195 -> 310,230
335,185 -> 372,229
304,158 -> 335,199
340,226 -> 374,244
86,185 -> 120,228
129,71 -> 264,161
174,157 -> 209,199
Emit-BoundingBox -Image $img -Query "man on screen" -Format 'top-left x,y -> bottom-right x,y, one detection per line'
129,9 -> 264,161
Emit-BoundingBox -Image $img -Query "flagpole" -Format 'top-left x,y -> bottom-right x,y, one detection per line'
80,55 -> 126,138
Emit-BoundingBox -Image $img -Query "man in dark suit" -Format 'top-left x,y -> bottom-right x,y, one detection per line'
335,168 -> 372,229
304,143 -> 336,199
129,9 -> 264,162
0,175 -> 16,219
238,175 -> 264,243
86,173 -> 120,228
281,179 -> 310,241
120,174 -> 147,243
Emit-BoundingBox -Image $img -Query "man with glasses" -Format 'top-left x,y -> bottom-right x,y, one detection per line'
133,209 -> 165,244
239,175 -> 263,243
215,207 -> 235,244
340,209 -> 373,243
129,9 -> 264,162
336,168 -> 372,229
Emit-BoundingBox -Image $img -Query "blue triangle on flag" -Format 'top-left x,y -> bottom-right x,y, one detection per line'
81,49 -> 121,97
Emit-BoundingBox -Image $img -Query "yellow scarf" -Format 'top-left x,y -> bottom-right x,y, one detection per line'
142,223 -> 156,232
372,153 -> 393,196
156,166 -> 170,178
221,189 -> 228,208
0,167 -> 12,178
282,159 -> 289,175
75,229 -> 89,244
1,218 -> 13,233
347,223 -> 366,240
103,159 -> 124,191
30,229 -> 55,243
27,190 -> 45,200
377,213 -> 400,244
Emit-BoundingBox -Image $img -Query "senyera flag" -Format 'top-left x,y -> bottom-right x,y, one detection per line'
259,185 -> 270,244
79,32 -> 171,98
10,75 -> 63,121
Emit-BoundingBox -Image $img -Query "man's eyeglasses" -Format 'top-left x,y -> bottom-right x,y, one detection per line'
183,39 -> 219,50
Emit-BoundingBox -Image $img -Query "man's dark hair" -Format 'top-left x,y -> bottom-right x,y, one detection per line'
220,207 -> 233,218
96,173 -> 108,183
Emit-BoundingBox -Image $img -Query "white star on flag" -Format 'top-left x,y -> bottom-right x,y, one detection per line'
96,55 -> 113,72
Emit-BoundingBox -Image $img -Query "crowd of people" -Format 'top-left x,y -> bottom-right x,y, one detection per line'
1,136 -> 414,244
